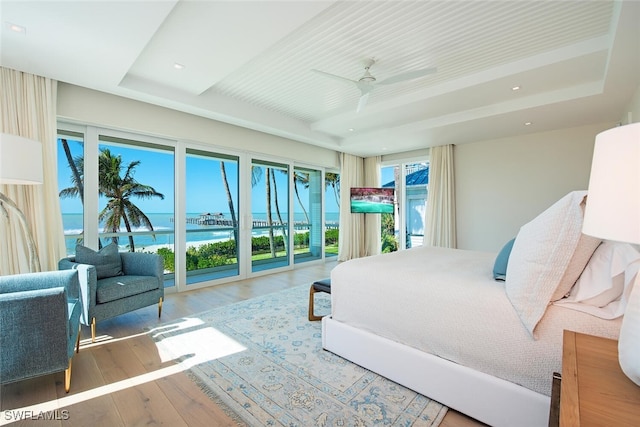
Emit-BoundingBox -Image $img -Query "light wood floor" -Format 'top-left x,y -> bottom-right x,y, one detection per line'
1,260 -> 484,426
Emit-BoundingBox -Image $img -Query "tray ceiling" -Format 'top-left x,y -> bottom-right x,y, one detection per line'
1,0 -> 639,156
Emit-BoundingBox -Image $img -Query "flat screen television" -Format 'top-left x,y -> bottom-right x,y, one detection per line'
350,187 -> 395,214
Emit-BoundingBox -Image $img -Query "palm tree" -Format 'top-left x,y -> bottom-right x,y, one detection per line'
59,141 -> 87,246
250,165 -> 277,257
325,172 -> 340,207
97,148 -> 164,252
60,139 -> 84,204
220,161 -> 238,246
270,168 -> 288,255
263,167 -> 276,257
293,171 -> 310,224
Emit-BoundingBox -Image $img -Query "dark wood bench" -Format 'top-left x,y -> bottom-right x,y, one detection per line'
308,278 -> 331,321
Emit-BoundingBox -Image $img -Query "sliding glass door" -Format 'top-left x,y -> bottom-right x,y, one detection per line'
293,166 -> 322,264
251,159 -> 290,273
57,130 -> 85,256
58,122 -> 339,290
185,149 -> 240,284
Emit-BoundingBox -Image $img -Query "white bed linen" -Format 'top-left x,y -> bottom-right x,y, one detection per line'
330,246 -> 622,396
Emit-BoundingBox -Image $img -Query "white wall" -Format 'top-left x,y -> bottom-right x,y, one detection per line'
624,84 -> 640,124
58,82 -> 639,254
57,83 -> 340,169
455,122 -> 616,252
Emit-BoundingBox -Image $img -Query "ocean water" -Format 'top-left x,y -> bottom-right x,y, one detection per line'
62,212 -> 339,254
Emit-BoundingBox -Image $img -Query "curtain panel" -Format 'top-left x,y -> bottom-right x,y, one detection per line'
337,153 -> 381,261
363,155 -> 381,257
338,153 -> 365,261
0,67 -> 65,275
426,144 -> 457,248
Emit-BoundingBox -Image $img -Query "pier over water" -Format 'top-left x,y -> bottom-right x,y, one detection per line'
170,213 -> 338,230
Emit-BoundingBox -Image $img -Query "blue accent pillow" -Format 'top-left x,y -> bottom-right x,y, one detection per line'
75,243 -> 123,279
493,238 -> 515,281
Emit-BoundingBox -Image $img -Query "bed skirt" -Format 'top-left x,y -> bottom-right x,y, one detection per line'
322,316 -> 551,427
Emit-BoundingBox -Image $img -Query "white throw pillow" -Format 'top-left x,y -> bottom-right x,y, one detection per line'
505,191 -> 589,337
553,242 -> 640,319
551,232 -> 602,301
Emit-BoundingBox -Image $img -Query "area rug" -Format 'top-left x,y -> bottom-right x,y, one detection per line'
151,285 -> 448,426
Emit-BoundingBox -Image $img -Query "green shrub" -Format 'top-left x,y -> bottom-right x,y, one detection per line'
157,247 -> 175,272
159,233 -> 296,272
325,228 -> 338,245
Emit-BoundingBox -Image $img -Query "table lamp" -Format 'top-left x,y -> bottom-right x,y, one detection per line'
582,122 -> 640,386
0,132 -> 43,272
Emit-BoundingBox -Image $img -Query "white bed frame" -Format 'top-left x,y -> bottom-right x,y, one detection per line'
322,316 -> 551,427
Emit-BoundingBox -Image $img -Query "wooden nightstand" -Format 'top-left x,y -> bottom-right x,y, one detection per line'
554,330 -> 640,426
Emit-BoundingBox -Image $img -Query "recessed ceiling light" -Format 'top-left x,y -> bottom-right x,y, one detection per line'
6,22 -> 26,34
512,86 -> 521,91
348,128 -> 354,132
524,122 -> 532,126
173,63 -> 185,70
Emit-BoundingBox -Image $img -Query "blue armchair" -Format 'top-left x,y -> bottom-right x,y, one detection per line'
0,270 -> 81,392
59,251 -> 164,343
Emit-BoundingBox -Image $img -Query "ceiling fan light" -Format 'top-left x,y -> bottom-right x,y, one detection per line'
359,70 -> 376,83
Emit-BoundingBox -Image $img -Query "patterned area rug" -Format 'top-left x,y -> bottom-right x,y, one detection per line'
151,285 -> 447,426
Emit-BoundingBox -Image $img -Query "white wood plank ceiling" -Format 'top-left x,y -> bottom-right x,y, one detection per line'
1,0 -> 638,156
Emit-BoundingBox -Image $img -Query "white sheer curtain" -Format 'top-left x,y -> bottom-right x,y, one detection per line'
426,144 -> 457,248
0,67 -> 65,274
338,153 -> 365,261
337,153 -> 381,261
363,155 -> 381,257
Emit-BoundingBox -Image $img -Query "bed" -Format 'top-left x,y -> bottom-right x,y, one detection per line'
322,191 -> 635,427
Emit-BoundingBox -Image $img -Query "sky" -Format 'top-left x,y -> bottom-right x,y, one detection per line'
57,138 -> 340,215
381,166 -> 395,186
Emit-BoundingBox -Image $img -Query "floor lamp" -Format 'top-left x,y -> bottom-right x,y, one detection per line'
0,133 -> 43,273
582,122 -> 640,386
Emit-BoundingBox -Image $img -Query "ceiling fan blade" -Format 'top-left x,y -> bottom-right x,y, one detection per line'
311,69 -> 358,86
356,92 -> 370,113
378,67 -> 437,85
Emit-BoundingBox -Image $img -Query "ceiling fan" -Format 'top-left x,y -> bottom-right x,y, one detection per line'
312,58 -> 437,113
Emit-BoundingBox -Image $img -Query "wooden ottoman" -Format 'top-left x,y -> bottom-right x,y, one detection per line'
308,278 -> 331,321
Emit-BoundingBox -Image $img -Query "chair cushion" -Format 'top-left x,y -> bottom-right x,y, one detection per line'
96,275 -> 160,304
312,278 -> 331,293
75,243 -> 123,279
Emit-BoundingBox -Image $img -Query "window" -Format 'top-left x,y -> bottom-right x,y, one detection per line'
381,166 -> 399,252
293,166 -> 322,264
403,162 -> 429,248
57,131 -> 85,256
185,149 -> 240,283
96,136 -> 175,257
381,161 -> 429,251
324,171 -> 340,257
251,159 -> 290,272
57,123 -> 337,291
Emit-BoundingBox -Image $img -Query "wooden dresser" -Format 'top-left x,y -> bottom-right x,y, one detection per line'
553,330 -> 640,426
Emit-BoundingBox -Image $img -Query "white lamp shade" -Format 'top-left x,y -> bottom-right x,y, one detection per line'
0,133 -> 43,185
582,123 -> 640,245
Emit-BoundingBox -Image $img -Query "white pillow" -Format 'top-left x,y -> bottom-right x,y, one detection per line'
505,191 -> 590,337
554,242 -> 640,319
551,232 -> 602,301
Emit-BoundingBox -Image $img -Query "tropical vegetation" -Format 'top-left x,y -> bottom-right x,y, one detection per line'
156,228 -> 339,273
381,212 -> 398,253
59,143 -> 164,252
